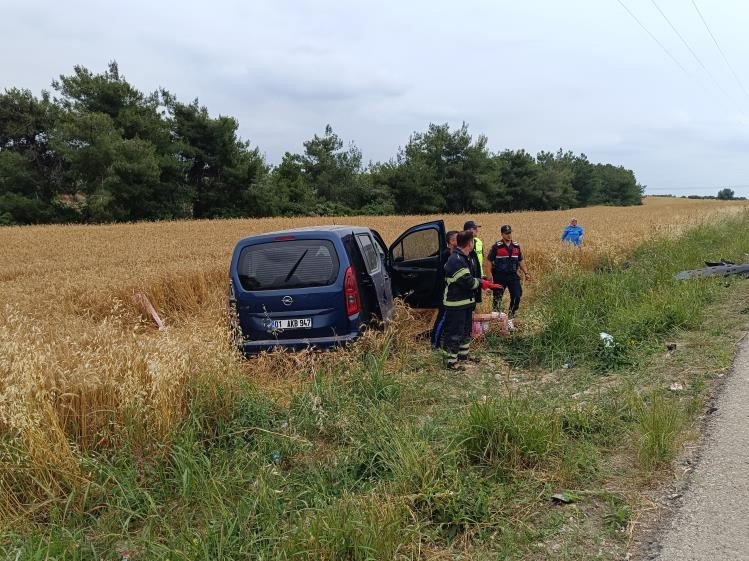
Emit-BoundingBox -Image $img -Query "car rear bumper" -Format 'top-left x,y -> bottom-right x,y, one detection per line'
240,331 -> 361,354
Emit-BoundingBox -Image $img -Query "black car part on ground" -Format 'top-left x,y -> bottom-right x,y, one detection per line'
674,262 -> 749,280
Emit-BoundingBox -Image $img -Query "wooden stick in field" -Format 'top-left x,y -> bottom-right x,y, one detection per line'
133,293 -> 167,331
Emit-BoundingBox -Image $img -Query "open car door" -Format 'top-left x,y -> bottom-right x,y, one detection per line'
388,220 -> 446,308
355,230 -> 395,322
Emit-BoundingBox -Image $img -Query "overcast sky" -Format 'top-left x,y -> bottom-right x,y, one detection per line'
3,0 -> 749,197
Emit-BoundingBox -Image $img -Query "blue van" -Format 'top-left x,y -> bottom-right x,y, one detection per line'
229,220 -> 446,354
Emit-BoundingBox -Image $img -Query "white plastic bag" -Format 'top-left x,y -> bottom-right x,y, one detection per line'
599,332 -> 615,348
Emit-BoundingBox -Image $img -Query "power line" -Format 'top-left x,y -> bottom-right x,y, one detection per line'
615,0 -> 690,76
691,0 -> 749,102
616,0 -> 748,123
649,0 -> 732,101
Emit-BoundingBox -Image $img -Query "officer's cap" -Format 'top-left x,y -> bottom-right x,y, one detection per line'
500,225 -> 512,234
463,220 -> 481,230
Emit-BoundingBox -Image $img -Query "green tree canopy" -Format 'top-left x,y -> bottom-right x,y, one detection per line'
0,88 -> 66,224
0,62 -> 645,225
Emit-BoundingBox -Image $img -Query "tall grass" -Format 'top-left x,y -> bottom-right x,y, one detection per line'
458,394 -> 562,468
279,494 -> 413,560
636,391 -> 684,469
499,210 -> 749,370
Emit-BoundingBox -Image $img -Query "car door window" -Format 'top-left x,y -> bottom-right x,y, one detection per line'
356,233 -> 381,274
392,228 -> 438,264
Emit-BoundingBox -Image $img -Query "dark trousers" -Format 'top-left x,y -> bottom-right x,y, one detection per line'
431,307 -> 446,349
492,271 -> 522,317
441,307 -> 473,365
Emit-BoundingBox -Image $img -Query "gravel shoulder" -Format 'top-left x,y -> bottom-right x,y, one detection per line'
647,334 -> 749,561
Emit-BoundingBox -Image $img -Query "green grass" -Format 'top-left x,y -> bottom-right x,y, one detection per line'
497,212 -> 749,371
3,212 -> 749,560
457,394 -> 562,468
636,391 -> 684,469
279,494 -> 413,560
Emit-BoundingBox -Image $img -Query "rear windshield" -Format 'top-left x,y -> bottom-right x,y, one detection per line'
237,239 -> 340,291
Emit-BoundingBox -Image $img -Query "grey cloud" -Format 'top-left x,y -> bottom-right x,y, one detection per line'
3,0 -> 749,195
223,66 -> 406,104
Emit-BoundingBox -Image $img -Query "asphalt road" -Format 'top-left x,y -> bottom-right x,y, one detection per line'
653,335 -> 749,561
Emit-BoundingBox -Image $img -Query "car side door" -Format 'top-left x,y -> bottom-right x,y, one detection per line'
355,231 -> 394,322
387,220 -> 446,308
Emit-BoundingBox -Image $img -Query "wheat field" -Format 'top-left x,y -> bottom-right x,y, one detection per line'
1,197 -> 747,521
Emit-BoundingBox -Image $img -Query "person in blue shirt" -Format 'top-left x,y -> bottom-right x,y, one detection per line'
561,217 -> 584,246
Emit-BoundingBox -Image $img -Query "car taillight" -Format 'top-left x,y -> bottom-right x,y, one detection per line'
343,266 -> 361,317
228,279 -> 236,302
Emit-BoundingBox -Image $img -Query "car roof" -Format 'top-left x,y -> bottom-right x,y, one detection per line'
236,225 -> 373,246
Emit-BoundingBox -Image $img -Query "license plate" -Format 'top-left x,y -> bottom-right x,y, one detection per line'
270,318 -> 312,330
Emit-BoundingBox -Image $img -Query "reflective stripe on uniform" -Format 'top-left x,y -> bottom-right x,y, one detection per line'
444,297 -> 475,307
443,267 -> 478,307
444,250 -> 480,307
446,267 -> 471,284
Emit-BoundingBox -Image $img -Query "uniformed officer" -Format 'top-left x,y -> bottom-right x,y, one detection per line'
463,220 -> 486,311
488,225 -> 530,318
431,230 -> 458,349
441,230 -> 495,370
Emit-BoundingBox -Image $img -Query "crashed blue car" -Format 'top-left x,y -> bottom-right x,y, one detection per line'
228,220 -> 446,354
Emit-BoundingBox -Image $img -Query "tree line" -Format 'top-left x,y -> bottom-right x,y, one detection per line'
0,62 -> 644,225
652,190 -> 746,200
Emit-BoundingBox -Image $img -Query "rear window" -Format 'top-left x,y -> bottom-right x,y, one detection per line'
356,233 -> 381,274
237,239 -> 340,291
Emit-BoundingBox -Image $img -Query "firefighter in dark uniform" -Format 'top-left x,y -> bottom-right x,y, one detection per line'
488,225 -> 530,318
431,230 -> 458,349
463,220 -> 484,309
441,231 -> 495,370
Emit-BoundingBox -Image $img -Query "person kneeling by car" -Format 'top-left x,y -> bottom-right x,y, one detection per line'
441,230 -> 502,370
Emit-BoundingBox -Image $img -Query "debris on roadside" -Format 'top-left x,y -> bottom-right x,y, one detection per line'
599,332 -> 615,348
669,382 -> 684,392
674,261 -> 749,280
551,493 -> 574,505
116,543 -> 135,561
